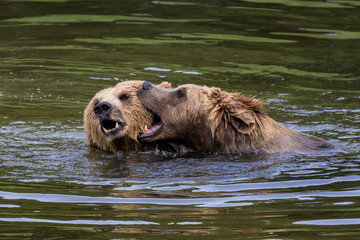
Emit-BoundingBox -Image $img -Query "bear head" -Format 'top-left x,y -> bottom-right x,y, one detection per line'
137,81 -> 264,151
84,80 -> 171,152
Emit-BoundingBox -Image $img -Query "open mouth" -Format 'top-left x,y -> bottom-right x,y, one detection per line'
139,112 -> 163,139
100,119 -> 123,136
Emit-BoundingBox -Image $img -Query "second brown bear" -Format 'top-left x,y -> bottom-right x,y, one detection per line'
137,81 -> 334,154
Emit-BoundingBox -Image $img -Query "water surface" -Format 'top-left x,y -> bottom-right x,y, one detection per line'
0,0 -> 360,239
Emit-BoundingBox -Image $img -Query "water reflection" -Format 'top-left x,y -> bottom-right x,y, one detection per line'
1,0 -> 360,238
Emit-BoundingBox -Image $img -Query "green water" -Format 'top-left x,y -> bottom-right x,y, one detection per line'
0,0 -> 360,239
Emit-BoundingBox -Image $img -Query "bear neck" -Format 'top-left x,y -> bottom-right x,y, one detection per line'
211,113 -> 333,154
112,137 -> 179,153
181,125 -> 215,152
112,137 -> 142,152
255,115 -> 334,153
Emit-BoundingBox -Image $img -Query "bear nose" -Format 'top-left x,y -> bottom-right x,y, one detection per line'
94,101 -> 111,116
141,81 -> 152,91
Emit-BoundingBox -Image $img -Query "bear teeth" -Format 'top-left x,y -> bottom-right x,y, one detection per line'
144,125 -> 149,132
103,127 -> 109,133
101,119 -> 123,135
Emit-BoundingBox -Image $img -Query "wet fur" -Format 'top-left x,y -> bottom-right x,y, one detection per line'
138,83 -> 334,154
84,80 -> 171,152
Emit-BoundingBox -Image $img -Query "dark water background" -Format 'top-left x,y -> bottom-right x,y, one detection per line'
1,0 -> 360,239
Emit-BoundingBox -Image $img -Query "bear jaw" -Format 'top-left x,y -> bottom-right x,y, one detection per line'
100,118 -> 123,134
138,112 -> 163,140
98,117 -> 127,141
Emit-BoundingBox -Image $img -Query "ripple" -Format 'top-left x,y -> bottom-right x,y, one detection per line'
4,14 -> 216,24
0,217 -> 159,225
333,201 -> 354,206
0,204 -> 20,208
273,28 -> 360,40
75,37 -> 213,45
174,70 -> 203,75
241,0 -> 351,8
175,221 -> 203,225
0,190 -> 253,207
1,188 -> 360,208
164,33 -> 295,43
144,67 -> 172,72
193,175 -> 360,192
294,218 -> 360,226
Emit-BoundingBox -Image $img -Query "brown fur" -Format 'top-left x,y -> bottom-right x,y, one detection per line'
137,82 -> 334,154
84,80 -> 171,152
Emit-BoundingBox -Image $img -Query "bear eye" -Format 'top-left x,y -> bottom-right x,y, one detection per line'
177,88 -> 186,98
119,94 -> 129,100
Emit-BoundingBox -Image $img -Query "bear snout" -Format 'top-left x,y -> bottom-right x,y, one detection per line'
140,81 -> 153,91
94,101 -> 112,117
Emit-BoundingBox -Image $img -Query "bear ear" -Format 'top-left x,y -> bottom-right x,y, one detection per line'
228,110 -> 255,135
207,88 -> 257,135
226,92 -> 257,135
202,86 -> 221,100
159,81 -> 171,88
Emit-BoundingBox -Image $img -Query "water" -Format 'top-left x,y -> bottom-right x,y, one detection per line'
0,0 -> 359,239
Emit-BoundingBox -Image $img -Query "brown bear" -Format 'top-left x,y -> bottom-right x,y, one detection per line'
137,81 -> 335,154
84,80 -> 171,152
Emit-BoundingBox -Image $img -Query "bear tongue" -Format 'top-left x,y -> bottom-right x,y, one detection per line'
141,122 -> 161,138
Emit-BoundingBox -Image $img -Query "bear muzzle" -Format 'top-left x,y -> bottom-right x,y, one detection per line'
139,81 -> 152,91
94,101 -> 126,136
101,118 -> 125,136
94,101 -> 112,117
